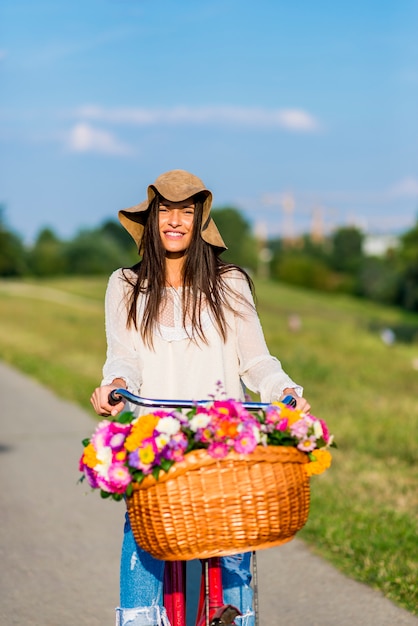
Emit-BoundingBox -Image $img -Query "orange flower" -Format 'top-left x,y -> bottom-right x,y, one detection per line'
216,419 -> 238,438
305,449 -> 332,476
125,413 -> 160,452
82,443 -> 98,469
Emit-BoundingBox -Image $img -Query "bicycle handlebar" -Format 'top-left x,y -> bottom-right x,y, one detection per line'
108,388 -> 297,410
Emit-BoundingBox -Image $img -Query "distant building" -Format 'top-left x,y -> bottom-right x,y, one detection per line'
363,234 -> 399,257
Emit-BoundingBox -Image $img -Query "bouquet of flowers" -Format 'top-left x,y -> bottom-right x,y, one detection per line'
79,398 -> 335,502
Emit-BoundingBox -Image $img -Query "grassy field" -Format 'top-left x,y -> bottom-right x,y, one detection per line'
0,275 -> 417,614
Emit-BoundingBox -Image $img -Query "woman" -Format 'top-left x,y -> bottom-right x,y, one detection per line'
91,169 -> 310,626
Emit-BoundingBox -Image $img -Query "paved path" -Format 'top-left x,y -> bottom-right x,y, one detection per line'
0,361 -> 417,626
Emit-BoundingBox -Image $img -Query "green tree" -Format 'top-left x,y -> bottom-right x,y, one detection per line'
100,220 -> 137,252
397,218 -> 418,311
64,228 -> 133,275
355,256 -> 402,305
0,206 -> 27,276
28,227 -> 68,276
329,226 -> 365,273
272,252 -> 336,291
212,207 -> 258,271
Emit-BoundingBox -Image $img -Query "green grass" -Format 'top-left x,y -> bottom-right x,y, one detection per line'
0,275 -> 417,614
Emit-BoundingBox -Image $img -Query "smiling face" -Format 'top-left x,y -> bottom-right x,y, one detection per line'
158,197 -> 195,258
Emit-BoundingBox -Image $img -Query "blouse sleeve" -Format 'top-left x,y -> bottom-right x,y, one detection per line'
227,272 -> 303,402
100,269 -> 143,393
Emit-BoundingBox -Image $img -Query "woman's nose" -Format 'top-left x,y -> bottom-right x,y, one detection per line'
168,210 -> 182,226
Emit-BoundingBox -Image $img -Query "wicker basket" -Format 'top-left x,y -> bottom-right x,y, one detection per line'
126,445 -> 310,561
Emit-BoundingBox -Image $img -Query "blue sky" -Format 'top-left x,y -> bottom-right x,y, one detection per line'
1,0 -> 418,243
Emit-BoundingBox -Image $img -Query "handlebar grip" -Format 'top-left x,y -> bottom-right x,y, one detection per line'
108,389 -> 123,406
282,394 -> 297,408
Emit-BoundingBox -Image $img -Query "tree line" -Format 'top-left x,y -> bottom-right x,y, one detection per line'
1,204 -> 418,315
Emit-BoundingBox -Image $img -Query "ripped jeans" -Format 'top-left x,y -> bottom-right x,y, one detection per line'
116,514 -> 254,626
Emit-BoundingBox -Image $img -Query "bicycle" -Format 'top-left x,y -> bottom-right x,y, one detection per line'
109,388 -> 297,626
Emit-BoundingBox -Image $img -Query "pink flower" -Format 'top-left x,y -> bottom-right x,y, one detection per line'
208,441 -> 229,459
290,419 -> 309,439
277,418 -> 288,432
91,419 -> 112,449
107,463 -> 132,493
297,436 -> 317,453
319,419 -> 330,443
234,431 -> 258,454
265,406 -> 282,424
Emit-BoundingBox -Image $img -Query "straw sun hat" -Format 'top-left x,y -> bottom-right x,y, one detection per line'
118,169 -> 227,252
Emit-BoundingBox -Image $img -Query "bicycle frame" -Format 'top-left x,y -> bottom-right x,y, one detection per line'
108,389 -> 297,625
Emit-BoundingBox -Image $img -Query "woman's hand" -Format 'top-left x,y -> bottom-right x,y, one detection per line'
90,381 -> 126,417
281,388 -> 311,413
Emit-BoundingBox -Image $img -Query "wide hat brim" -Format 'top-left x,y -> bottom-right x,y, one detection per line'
118,170 -> 227,252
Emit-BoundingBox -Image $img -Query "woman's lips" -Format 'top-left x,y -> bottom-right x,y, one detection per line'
164,231 -> 184,238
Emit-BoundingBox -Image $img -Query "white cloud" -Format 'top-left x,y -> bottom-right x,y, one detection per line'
66,123 -> 133,156
389,177 -> 418,197
75,105 -> 320,132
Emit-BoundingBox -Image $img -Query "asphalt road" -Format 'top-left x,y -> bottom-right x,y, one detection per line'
0,361 -> 417,626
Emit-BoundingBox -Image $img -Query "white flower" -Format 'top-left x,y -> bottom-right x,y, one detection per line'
189,414 -> 212,432
155,433 -> 170,450
259,432 -> 268,445
95,446 -> 112,476
313,420 -> 324,438
156,416 -> 181,436
252,425 -> 261,443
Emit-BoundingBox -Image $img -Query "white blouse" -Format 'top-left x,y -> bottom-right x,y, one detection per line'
101,268 -> 302,405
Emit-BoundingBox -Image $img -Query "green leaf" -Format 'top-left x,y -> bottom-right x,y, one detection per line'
152,466 -> 161,481
125,483 -> 133,498
117,411 -> 135,424
100,490 -> 111,499
160,458 -> 174,472
82,438 -> 90,447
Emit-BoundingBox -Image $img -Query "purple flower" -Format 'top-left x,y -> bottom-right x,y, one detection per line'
84,465 -> 99,489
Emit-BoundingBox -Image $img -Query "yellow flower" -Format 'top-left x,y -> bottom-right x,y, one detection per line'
272,402 -> 303,426
125,414 -> 159,452
82,443 -> 98,469
139,443 -> 156,465
305,449 -> 332,476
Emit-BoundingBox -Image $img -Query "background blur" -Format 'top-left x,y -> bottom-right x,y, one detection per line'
1,0 -> 418,243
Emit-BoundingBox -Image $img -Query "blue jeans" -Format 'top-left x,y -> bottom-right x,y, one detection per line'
116,514 -> 254,626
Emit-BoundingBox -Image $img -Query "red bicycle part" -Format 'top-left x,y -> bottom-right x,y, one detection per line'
164,561 -> 186,626
164,558 -> 241,626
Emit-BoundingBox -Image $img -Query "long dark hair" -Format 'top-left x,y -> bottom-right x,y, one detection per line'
122,194 -> 254,347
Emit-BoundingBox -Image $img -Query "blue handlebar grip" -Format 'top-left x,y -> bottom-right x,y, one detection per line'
282,394 -> 297,408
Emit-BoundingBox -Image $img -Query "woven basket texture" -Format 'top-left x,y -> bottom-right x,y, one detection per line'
126,446 -> 310,561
